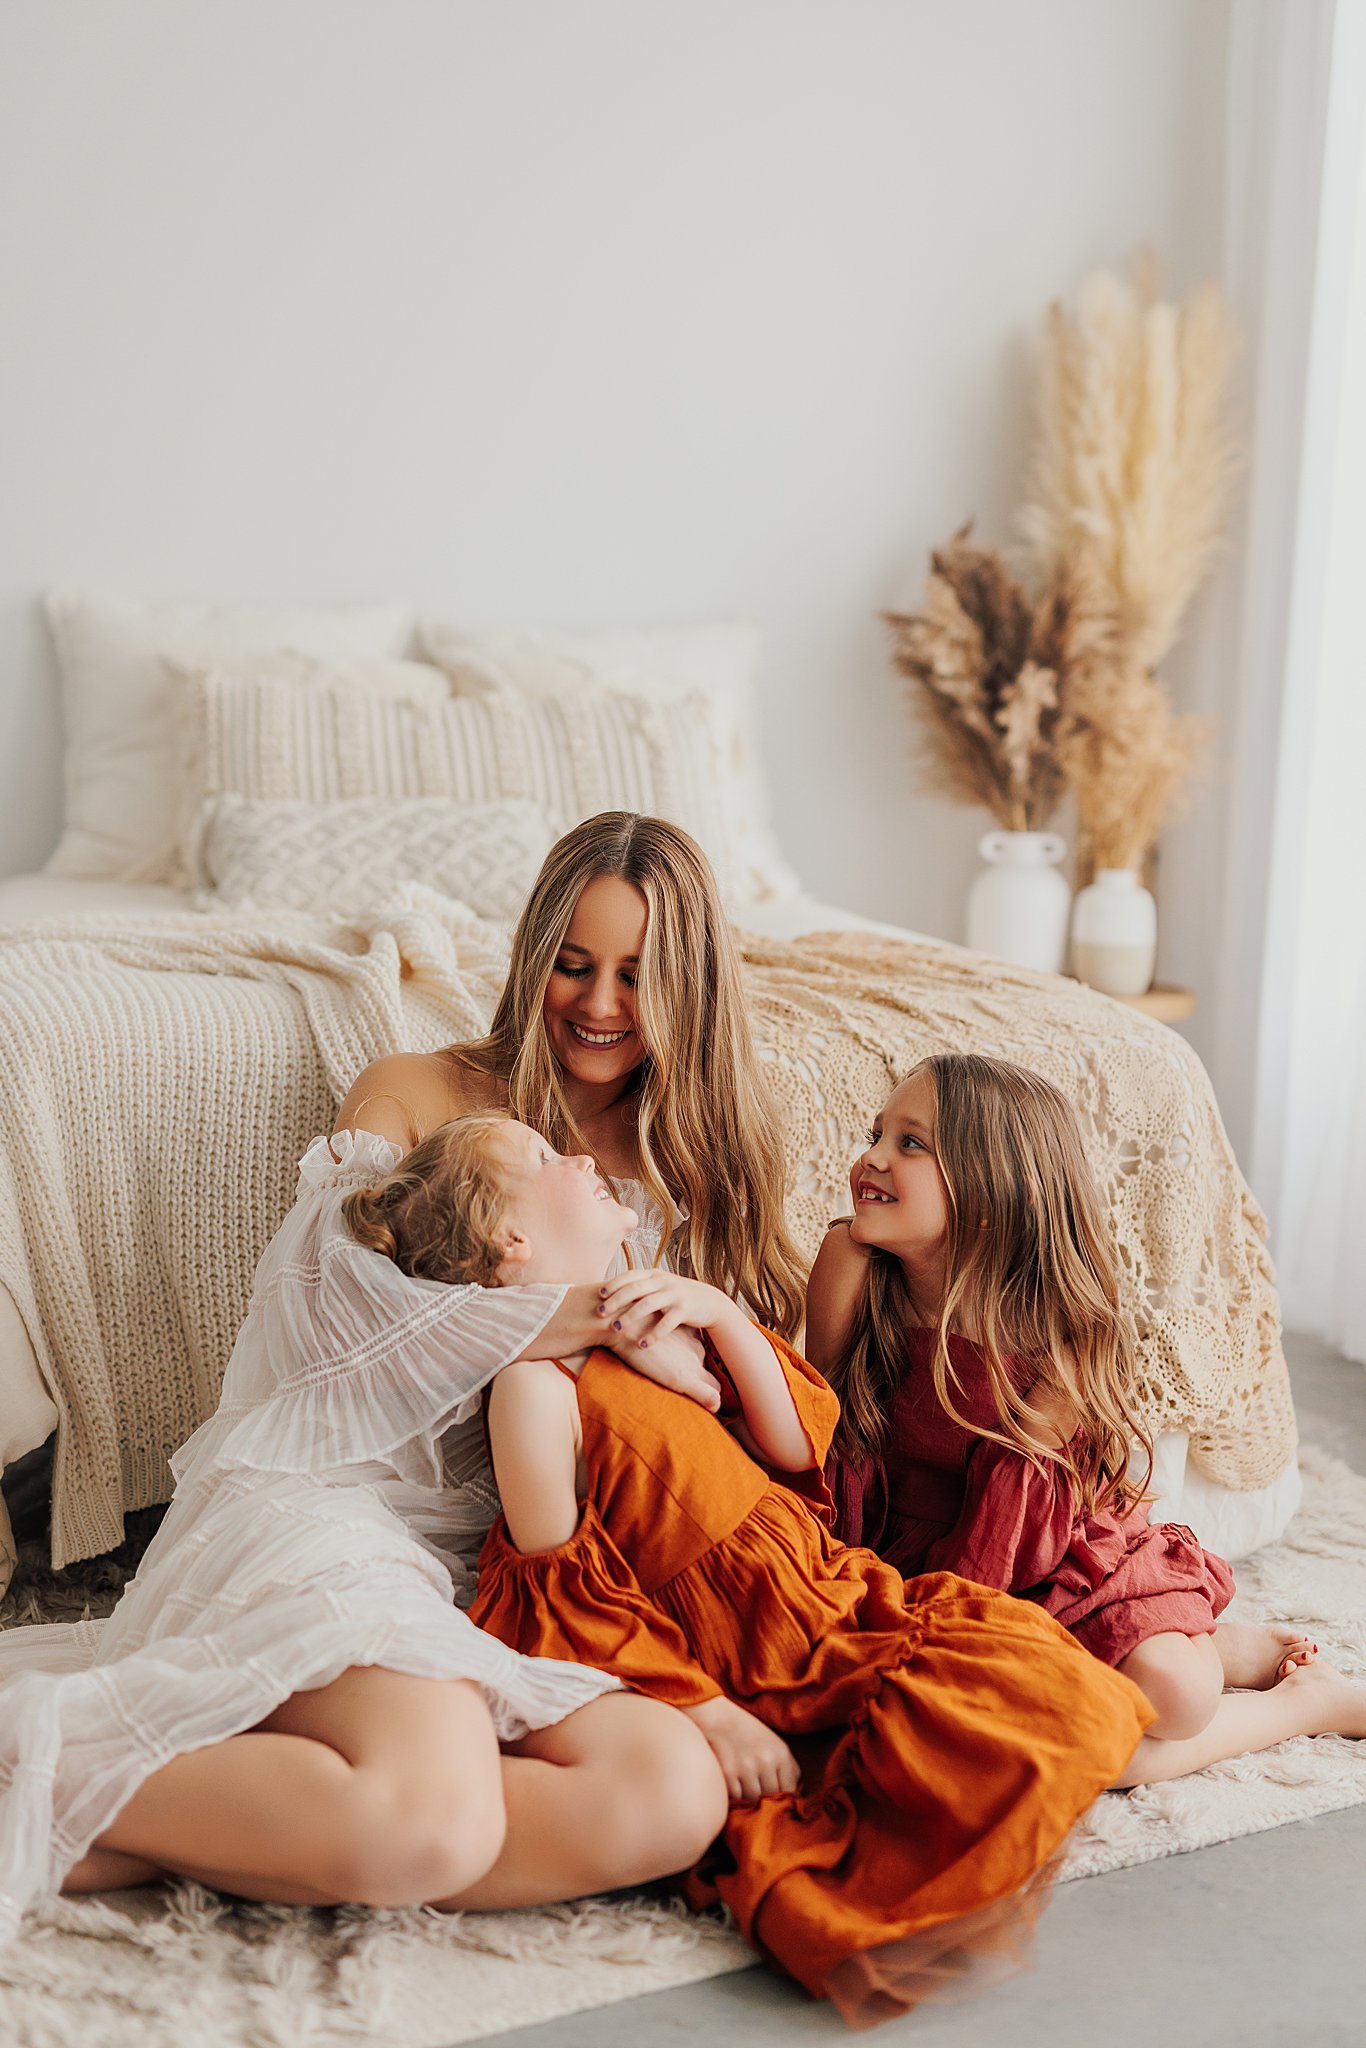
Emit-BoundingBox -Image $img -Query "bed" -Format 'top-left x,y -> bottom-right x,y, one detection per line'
0,594 -> 1300,1591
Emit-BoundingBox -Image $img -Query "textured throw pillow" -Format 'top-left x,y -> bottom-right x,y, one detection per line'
165,650 -> 451,884
176,671 -> 742,902
417,619 -> 801,904
192,794 -> 556,921
44,591 -> 415,883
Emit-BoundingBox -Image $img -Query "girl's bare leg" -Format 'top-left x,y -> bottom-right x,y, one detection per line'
436,1690 -> 728,1911
1119,1631 -> 1225,1740
63,1667 -> 505,1907
1116,1660 -> 1366,1787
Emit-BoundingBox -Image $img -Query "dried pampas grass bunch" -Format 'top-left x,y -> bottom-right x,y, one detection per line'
887,260 -> 1236,871
1019,257 -> 1237,869
885,528 -> 1072,832
1021,255 -> 1237,667
1058,562 -> 1213,871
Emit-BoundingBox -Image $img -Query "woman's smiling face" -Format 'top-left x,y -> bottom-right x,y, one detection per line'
542,875 -> 648,1096
848,1071 -> 952,1261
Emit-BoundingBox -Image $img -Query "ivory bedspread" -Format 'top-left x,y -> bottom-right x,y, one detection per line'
0,898 -> 1293,1567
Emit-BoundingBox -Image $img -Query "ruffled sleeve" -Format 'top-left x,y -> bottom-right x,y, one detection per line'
708,1328 -> 841,1521
918,1438 -> 1079,1594
471,1501 -> 723,1710
171,1128 -> 567,1488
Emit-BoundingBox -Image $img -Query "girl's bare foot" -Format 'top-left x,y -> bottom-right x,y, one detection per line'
1215,1621 -> 1317,1689
1276,1658 -> 1366,1738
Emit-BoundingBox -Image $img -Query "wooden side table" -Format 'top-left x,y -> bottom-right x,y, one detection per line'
1112,984 -> 1196,1023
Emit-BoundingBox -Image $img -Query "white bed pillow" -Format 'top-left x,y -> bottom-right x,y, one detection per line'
44,590 -> 415,883
176,670 -> 743,903
191,794 -> 556,921
417,620 -> 801,904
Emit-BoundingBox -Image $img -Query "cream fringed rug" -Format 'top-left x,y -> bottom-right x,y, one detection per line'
1,1445 -> 1363,2048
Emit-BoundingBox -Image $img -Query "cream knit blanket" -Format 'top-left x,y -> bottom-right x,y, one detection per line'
0,900 -> 1293,1567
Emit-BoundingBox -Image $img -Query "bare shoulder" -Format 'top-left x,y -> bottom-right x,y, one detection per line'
332,1050 -> 459,1150
809,1218 -> 871,1294
487,1357 -> 581,1435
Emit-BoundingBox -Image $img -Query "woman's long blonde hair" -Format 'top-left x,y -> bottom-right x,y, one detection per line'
828,1052 -> 1151,1514
454,812 -> 805,1337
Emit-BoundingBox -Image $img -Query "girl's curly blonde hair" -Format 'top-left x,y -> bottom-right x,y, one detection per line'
342,1114 -> 515,1286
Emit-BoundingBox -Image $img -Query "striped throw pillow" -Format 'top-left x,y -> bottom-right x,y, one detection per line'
175,669 -> 740,901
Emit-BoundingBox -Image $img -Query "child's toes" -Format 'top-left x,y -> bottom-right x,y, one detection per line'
1278,1640 -> 1318,1680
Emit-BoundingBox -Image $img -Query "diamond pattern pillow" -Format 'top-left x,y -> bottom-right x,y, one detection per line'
191,795 -> 556,920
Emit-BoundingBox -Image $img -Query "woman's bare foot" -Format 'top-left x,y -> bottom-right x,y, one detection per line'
1215,1620 -> 1317,1689
1275,1658 -> 1366,1738
62,1843 -> 164,1895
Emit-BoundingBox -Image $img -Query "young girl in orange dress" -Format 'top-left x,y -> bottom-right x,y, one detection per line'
343,1112 -> 1153,2025
807,1051 -> 1366,1782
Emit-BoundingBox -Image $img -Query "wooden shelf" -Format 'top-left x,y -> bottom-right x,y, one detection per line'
1108,984 -> 1196,1022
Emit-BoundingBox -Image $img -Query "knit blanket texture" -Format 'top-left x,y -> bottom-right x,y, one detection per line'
0,896 -> 1293,1567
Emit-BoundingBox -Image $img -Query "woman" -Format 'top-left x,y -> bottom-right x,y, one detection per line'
0,1119 -> 727,1934
334,810 -> 806,1337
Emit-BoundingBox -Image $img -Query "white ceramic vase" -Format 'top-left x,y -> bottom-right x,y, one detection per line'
964,830 -> 1070,974
1070,868 -> 1157,996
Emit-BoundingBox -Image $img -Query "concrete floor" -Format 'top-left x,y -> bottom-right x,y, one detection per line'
483,1332 -> 1366,2048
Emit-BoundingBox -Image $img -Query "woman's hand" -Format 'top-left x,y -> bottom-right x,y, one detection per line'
683,1695 -> 801,1804
596,1270 -> 731,1344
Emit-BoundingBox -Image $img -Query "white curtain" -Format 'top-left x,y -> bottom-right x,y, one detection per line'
1213,0 -> 1366,1358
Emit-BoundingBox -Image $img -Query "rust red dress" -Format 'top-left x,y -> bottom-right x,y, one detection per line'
827,1328 -> 1235,1668
470,1335 -> 1152,2022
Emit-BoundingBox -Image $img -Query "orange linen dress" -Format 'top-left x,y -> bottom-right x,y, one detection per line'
471,1336 -> 1153,2022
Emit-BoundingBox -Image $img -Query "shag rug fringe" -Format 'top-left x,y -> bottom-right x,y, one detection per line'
1,1445 -> 1363,2046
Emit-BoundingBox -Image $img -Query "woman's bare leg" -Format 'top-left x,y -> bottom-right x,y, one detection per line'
64,1667 -> 505,1906
436,1691 -> 728,1911
1116,1660 -> 1366,1787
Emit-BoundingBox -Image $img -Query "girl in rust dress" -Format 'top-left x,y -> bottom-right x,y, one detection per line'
809,1053 -> 1366,1785
345,1110 -> 1153,2025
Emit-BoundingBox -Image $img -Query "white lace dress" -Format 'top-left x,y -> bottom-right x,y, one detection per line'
0,1129 -> 622,1943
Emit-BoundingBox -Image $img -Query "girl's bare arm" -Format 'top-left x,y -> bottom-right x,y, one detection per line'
598,1273 -> 813,1471
485,1359 -> 583,1551
803,1219 -> 870,1376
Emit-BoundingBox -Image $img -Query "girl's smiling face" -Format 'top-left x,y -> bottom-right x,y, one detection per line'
848,1071 -> 951,1263
542,875 -> 648,1097
491,1121 -> 638,1283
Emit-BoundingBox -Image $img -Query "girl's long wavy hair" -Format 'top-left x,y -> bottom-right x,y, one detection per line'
829,1052 -> 1152,1515
453,811 -> 805,1337
342,1115 -> 513,1286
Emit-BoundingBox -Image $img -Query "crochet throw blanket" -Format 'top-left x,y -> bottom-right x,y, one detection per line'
0,898 -> 1293,1567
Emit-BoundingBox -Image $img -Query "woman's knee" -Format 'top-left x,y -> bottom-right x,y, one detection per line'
1121,1633 -> 1221,1741
332,1766 -> 508,1906
318,1676 -> 509,1905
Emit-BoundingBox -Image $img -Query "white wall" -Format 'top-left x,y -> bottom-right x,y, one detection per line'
0,0 -> 1228,953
